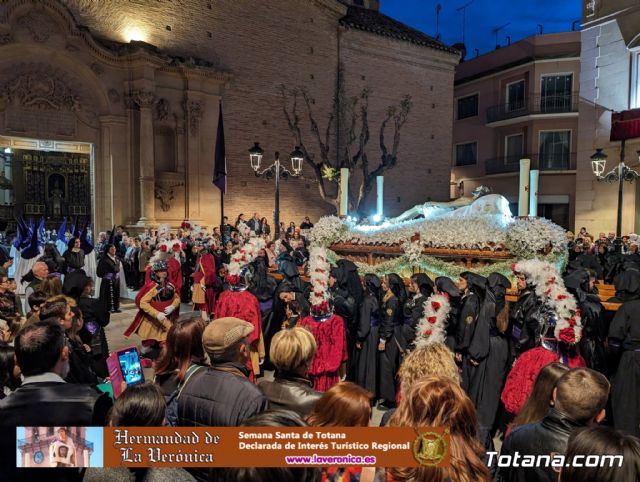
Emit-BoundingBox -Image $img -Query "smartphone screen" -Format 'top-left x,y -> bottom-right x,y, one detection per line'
117,347 -> 144,387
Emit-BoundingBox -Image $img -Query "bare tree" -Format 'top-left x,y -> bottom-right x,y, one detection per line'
280,73 -> 412,214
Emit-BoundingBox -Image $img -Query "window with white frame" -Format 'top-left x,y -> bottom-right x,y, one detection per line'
505,133 -> 524,162
541,74 -> 573,112
455,142 -> 477,166
506,80 -> 526,112
539,130 -> 571,169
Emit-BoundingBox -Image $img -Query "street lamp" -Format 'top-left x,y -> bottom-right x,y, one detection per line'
248,142 -> 303,239
590,140 -> 640,239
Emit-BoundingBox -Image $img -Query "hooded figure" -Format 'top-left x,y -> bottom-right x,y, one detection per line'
355,273 -> 382,396
435,276 -> 462,351
465,272 -> 512,449
608,272 -> 640,437
456,272 -> 487,371
564,269 -> 607,375
608,267 -> 640,303
402,273 -> 434,349
96,243 -> 120,313
377,273 -> 407,408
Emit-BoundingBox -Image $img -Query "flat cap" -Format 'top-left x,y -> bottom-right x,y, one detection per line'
203,317 -> 254,355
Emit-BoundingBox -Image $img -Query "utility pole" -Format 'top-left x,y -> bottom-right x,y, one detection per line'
456,0 -> 474,45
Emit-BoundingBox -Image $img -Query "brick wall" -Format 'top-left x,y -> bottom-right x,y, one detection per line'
66,0 -> 457,225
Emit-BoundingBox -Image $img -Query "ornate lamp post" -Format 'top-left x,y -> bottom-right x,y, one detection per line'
248,142 -> 303,239
590,140 -> 640,239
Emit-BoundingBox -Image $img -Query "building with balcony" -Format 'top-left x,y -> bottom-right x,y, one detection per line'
451,32 -> 581,230
577,0 -> 640,235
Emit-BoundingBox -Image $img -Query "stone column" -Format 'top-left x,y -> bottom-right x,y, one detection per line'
5,155 -> 12,205
183,95 -> 204,221
132,90 -> 157,226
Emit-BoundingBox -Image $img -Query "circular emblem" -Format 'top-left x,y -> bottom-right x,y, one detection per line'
386,308 -> 393,316
412,430 -> 447,466
33,450 -> 44,464
465,315 -> 474,324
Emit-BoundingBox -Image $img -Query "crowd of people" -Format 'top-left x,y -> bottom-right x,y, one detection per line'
0,214 -> 639,482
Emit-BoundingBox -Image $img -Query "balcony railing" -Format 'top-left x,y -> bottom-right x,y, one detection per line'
486,94 -> 579,123
484,153 -> 577,175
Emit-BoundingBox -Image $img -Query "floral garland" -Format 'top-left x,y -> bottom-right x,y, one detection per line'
513,259 -> 582,345
307,214 -> 566,258
414,292 -> 451,348
308,246 -> 331,317
352,251 -> 566,282
227,237 -> 265,285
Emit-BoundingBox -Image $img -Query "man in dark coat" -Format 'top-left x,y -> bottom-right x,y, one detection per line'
495,368 -> 609,482
0,321 -> 112,482
178,317 -> 268,482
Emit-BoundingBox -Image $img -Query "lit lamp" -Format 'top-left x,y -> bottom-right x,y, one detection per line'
590,148 -> 607,177
589,142 -> 640,239
248,142 -> 303,239
249,142 -> 264,172
289,146 -> 304,175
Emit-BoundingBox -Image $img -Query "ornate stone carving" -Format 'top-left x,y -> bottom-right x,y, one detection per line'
1,70 -> 81,112
18,11 -> 56,43
154,181 -> 184,212
184,99 -> 203,136
131,89 -> 156,109
108,88 -> 120,104
155,98 -> 170,121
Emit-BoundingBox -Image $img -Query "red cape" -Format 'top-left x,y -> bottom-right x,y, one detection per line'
214,290 -> 262,345
501,346 -> 586,415
298,314 -> 348,392
124,281 -> 175,338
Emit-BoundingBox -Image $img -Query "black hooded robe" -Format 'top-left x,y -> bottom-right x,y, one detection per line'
457,272 -> 486,393
435,277 -> 462,352
608,298 -> 640,438
465,273 -> 511,450
378,274 -> 406,406
355,293 -> 381,397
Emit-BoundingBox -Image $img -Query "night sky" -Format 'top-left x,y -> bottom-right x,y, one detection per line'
380,0 -> 582,58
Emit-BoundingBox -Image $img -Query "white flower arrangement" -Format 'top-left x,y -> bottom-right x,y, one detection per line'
506,218 -> 567,259
307,216 -> 347,248
414,292 -> 451,348
513,259 -> 582,345
308,246 -> 331,316
227,237 -> 265,284
403,240 -> 424,263
237,221 -> 251,240
157,223 -> 171,241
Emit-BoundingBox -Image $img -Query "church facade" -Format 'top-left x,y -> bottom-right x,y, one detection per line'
0,0 -> 459,232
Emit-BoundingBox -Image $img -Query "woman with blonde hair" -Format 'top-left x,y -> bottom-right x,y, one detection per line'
379,342 -> 459,426
258,327 -> 321,417
387,376 -> 491,482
